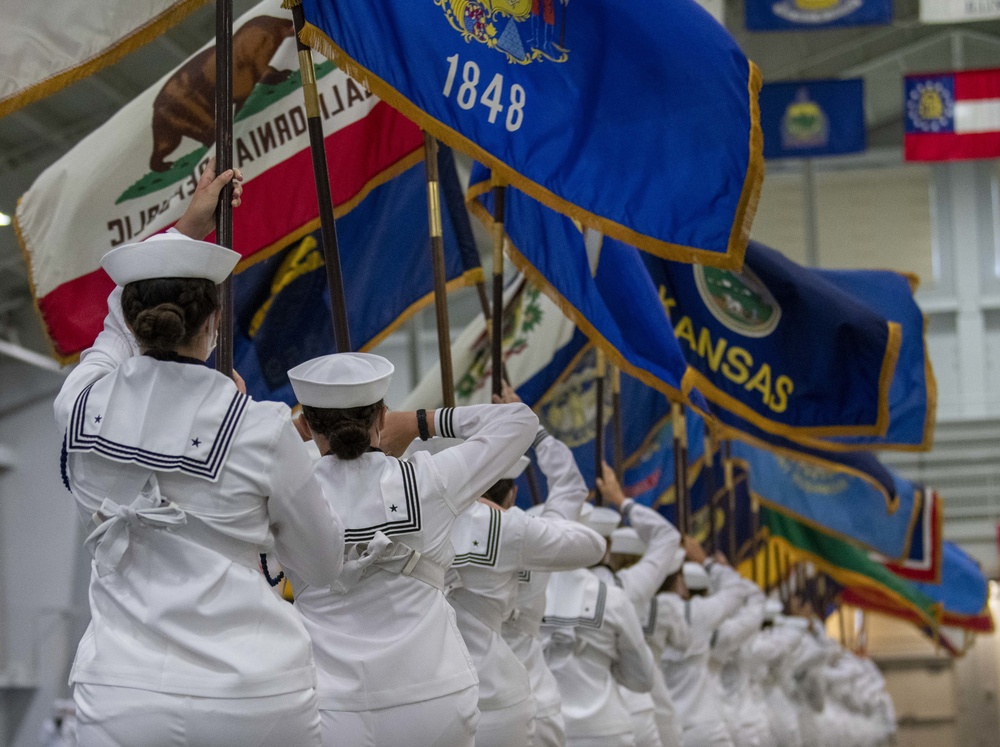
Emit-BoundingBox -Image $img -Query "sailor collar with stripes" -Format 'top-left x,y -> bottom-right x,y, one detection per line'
65,354 -> 248,482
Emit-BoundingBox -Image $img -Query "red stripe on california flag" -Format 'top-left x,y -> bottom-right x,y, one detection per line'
40,101 -> 424,358
953,68 -> 1000,102
905,131 -> 1000,161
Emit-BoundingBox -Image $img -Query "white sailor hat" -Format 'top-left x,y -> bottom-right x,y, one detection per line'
579,503 -> 594,523
101,233 -> 239,286
665,545 -> 687,575
764,598 -> 784,622
502,456 -> 531,481
682,561 -> 710,591
584,506 -> 621,537
288,353 -> 394,408
610,527 -> 646,556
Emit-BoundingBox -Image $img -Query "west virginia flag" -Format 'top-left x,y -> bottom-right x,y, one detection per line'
299,0 -> 764,268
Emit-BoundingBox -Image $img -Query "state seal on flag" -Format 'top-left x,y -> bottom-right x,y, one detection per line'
776,456 -> 849,495
770,0 -> 863,24
537,346 -> 613,448
905,78 -> 955,133
435,0 -> 570,64
781,88 -> 829,149
694,266 -> 781,338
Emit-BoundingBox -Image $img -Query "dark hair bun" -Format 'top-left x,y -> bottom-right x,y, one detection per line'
133,303 -> 186,350
326,420 -> 372,460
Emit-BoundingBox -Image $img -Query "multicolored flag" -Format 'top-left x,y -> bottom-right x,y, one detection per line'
744,0 -> 891,30
16,0 -> 439,362
905,69 -> 1000,161
467,167 -> 691,401
0,0 -> 210,117
762,506 -> 940,629
760,79 -> 866,159
298,0 -> 764,268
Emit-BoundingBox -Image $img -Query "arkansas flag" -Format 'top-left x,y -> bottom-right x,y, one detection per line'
15,0 -> 425,361
905,68 -> 1000,161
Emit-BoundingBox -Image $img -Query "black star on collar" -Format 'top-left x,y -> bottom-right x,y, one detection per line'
191,438 -> 201,447
473,540 -> 480,546
94,415 -> 102,423
389,504 -> 398,513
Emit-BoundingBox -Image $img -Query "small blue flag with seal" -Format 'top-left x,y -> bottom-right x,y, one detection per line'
760,79 -> 866,159
745,0 -> 891,30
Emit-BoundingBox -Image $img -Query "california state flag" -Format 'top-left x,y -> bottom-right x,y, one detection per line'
16,0 -> 424,361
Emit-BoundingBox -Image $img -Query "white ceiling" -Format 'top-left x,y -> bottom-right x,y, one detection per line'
2,0 -> 1000,359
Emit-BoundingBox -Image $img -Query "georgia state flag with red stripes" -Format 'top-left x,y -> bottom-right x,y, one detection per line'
905,68 -> 1000,161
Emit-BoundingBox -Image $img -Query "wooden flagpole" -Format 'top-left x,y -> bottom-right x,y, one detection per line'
491,186 -> 506,398
703,430 -> 716,555
421,133 -> 455,407
594,349 -> 607,506
724,441 -> 737,562
214,0 -> 234,377
671,403 -> 689,535
288,1 -> 351,352
611,366 -> 623,481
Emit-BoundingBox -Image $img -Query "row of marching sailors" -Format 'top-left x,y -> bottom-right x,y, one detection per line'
54,169 -> 895,747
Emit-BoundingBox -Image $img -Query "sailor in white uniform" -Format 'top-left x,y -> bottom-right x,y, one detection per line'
55,164 -> 346,746
542,502 -> 659,747
660,545 -> 750,747
501,422 -> 598,747
286,360 -> 539,747
643,557 -> 692,747
754,612 -> 809,747
593,463 -> 684,747
446,383 -> 606,747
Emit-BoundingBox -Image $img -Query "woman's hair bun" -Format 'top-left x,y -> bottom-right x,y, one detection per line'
133,304 -> 186,350
326,420 -> 372,460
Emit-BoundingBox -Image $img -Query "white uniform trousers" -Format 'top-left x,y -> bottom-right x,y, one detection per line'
534,704 -> 567,747
75,684 -> 321,747
630,709 -> 664,747
567,734 -> 636,747
650,669 -> 683,747
475,693 -> 536,747
320,685 -> 479,747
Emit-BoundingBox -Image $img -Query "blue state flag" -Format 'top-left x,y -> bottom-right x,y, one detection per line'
469,165 -> 691,402
914,543 -> 991,625
230,147 -> 482,406
760,79 -> 866,159
300,0 -> 764,269
645,241 -> 903,446
731,439 -> 921,561
815,268 -> 936,450
745,0 -> 891,30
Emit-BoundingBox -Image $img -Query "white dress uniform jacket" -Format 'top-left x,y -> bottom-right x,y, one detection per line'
660,562 -> 747,747
54,289 -> 345,700
708,583 -> 772,747
502,427 -> 595,747
754,618 -> 808,747
286,404 -> 538,719
542,568 -> 658,746
646,593 -> 692,747
593,500 -> 682,747
448,488 -> 606,746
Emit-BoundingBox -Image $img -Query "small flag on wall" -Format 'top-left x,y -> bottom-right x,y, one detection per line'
745,0 -> 891,31
760,79 -> 866,159
921,0 -> 1000,23
905,69 -> 1000,161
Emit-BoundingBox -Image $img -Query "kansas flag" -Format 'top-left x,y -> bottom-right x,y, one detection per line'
905,68 -> 1000,161
760,79 -> 866,159
299,0 -> 763,268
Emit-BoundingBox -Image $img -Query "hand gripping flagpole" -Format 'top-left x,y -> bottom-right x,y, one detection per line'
422,133 -> 455,407
594,349 -> 607,506
286,0 -> 351,352
214,0 -> 234,377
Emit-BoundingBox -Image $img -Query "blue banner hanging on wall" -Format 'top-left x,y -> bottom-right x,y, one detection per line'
745,0 -> 891,30
760,79 -> 866,159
